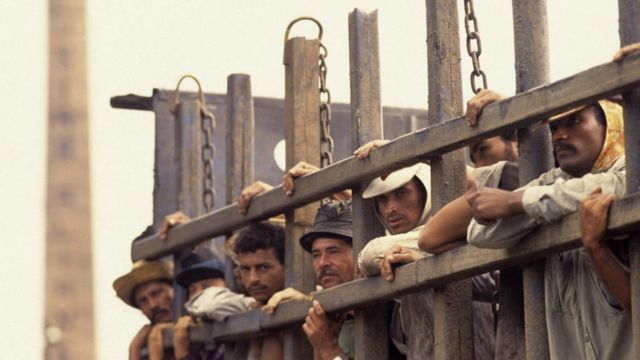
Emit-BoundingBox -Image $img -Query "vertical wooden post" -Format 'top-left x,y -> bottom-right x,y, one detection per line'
348,9 -> 388,360
617,1 -> 640,358
512,1 -> 552,359
225,74 -> 255,289
426,1 -> 474,359
283,36 -> 319,359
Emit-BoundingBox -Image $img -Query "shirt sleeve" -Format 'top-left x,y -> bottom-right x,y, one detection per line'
357,228 -> 427,277
522,170 -> 626,224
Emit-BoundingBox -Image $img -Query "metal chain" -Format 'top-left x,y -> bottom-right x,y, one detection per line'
464,0 -> 488,94
319,43 -> 334,168
171,74 -> 217,213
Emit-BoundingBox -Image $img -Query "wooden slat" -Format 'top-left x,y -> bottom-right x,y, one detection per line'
425,0 -> 473,359
131,52 -> 640,261
282,35 -> 318,360
512,1 -> 552,358
348,9 -> 388,360
179,193 -> 640,342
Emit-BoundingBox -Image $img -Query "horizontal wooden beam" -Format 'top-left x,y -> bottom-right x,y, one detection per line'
131,52 -> 640,261
172,193 -> 640,342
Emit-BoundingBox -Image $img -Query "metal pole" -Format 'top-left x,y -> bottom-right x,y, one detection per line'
282,35 -> 320,359
511,1 -> 552,359
426,1 -> 474,359
348,9 -> 388,360
617,1 -> 640,358
225,74 -> 255,289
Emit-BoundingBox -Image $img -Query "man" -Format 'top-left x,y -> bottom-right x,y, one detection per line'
465,91 -> 631,359
354,161 -> 495,360
145,250 -> 253,360
262,201 -> 356,360
232,221 -> 287,360
113,254 -> 174,360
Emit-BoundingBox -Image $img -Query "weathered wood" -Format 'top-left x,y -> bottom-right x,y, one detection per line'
182,193 -> 640,342
512,1 -> 552,358
348,9 -> 388,360
618,1 -> 640,357
131,52 -> 640,261
282,35 -> 318,359
225,74 -> 255,294
426,1 -> 473,359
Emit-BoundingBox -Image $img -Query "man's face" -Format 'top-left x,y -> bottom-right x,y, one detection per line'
133,280 -> 173,324
550,106 -> 605,177
237,248 -> 284,305
375,178 -> 426,234
187,277 -> 225,301
311,237 -> 354,289
470,136 -> 518,167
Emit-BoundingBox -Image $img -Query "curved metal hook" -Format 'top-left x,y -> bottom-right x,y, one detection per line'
284,16 -> 323,43
171,74 -> 208,115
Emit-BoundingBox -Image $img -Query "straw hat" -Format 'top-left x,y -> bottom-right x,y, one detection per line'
112,260 -> 173,308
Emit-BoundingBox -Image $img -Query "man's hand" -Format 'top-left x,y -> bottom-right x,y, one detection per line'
613,42 -> 640,62
467,188 -> 525,224
302,300 -> 344,360
465,89 -> 506,127
173,316 -> 193,360
147,323 -> 174,360
282,161 -> 319,196
353,139 -> 390,160
380,245 -> 425,282
262,287 -> 310,315
579,187 -> 615,250
129,324 -> 152,360
160,211 -> 190,240
237,181 -> 273,215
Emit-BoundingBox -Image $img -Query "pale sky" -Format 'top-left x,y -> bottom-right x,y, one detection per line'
0,1 -> 620,359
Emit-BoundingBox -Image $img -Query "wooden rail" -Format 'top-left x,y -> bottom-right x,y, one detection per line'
132,52 -> 640,261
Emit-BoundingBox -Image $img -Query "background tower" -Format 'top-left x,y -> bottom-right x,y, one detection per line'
44,0 -> 95,358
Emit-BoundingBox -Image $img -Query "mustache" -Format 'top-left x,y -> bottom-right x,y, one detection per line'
554,142 -> 576,153
317,267 -> 340,280
247,284 -> 268,293
150,307 -> 171,322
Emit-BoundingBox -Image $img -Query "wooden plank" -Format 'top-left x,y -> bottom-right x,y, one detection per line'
425,1 -> 473,359
282,35 -> 319,360
348,9 -> 388,360
618,1 -> 640,357
183,191 -> 640,343
131,52 -> 640,261
225,74 -> 255,294
511,1 -> 552,358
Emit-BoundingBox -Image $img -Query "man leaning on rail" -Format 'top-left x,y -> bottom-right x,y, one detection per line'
113,231 -> 174,360
260,200 -> 357,360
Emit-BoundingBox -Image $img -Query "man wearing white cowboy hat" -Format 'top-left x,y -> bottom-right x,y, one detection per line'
113,249 -> 174,360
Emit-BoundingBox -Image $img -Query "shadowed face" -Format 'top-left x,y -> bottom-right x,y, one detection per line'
187,277 -> 225,301
375,178 -> 426,234
237,248 -> 284,305
133,280 -> 173,324
311,237 -> 354,289
550,106 -> 605,177
470,136 -> 518,167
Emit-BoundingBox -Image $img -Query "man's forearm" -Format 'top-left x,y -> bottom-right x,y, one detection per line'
585,242 -> 631,312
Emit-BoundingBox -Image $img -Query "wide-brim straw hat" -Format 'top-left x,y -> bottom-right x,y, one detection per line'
113,260 -> 173,308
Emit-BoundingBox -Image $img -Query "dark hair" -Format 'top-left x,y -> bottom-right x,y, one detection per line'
468,131 -> 517,164
234,222 -> 285,264
592,103 -> 607,127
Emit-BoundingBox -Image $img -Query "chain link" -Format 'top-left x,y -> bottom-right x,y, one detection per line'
464,0 -> 488,94
172,74 -> 217,213
318,43 -> 334,168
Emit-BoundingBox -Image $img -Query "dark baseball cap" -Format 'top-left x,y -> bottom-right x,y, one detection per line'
299,200 -> 353,252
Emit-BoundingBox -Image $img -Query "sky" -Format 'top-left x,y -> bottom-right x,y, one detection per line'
0,1 -> 621,359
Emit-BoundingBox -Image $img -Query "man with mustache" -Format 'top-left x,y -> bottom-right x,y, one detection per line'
262,201 -> 356,360
113,243 -> 174,360
465,87 -> 632,359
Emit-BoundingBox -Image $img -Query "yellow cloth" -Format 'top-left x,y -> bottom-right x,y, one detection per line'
591,100 -> 624,173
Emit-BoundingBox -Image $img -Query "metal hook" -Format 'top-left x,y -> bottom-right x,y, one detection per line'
171,74 -> 209,115
284,16 -> 323,43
